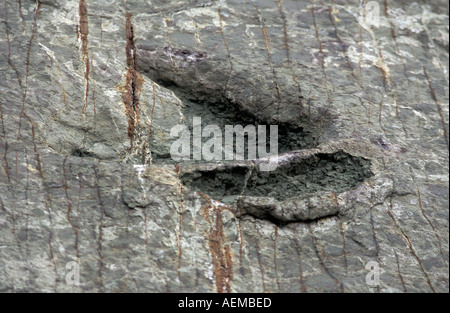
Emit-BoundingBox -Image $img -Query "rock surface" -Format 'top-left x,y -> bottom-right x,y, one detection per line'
0,0 -> 448,292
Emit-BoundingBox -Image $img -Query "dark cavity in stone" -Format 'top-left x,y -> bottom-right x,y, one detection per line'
180,151 -> 373,204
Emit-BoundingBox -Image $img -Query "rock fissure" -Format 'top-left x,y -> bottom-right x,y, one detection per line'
122,12 -> 144,146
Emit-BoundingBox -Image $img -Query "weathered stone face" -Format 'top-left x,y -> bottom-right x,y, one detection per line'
0,0 -> 448,293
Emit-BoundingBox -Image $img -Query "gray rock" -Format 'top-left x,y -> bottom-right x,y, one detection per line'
0,0 -> 448,293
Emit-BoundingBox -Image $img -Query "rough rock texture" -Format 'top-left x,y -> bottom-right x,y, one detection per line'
0,0 -> 448,292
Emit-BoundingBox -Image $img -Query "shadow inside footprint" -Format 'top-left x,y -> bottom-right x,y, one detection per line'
180,150 -> 373,204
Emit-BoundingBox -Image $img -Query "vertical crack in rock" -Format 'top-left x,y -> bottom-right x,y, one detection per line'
253,4 -> 282,108
78,0 -> 90,114
203,196 -> 234,293
3,0 -> 23,88
175,164 -> 185,284
122,12 -> 143,147
423,67 -> 449,150
0,100 -> 10,184
18,0 -> 41,137
310,1 -> 330,104
18,0 -> 25,29
276,0 -> 303,101
217,7 -> 233,94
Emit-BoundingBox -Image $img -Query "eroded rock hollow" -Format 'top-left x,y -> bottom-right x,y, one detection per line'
0,0 -> 448,293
